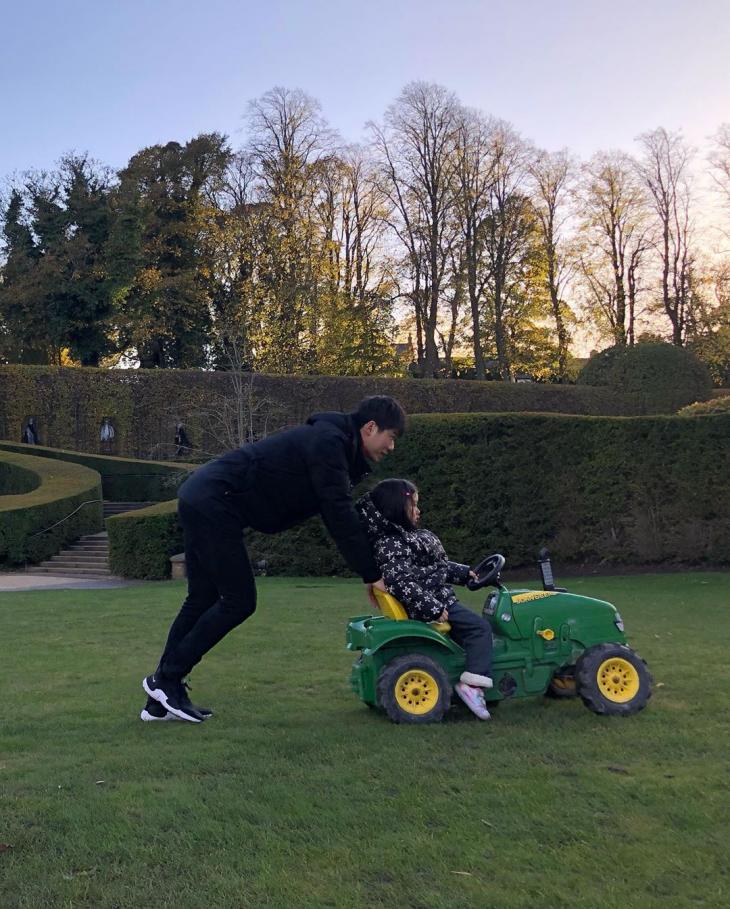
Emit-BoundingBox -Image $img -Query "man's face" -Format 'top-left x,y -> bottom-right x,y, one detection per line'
360,421 -> 397,462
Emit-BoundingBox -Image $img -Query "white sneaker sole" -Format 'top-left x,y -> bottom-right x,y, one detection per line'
142,677 -> 203,723
140,708 -> 181,722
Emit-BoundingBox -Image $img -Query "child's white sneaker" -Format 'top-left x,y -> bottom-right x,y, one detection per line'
460,671 -> 493,689
455,682 -> 491,720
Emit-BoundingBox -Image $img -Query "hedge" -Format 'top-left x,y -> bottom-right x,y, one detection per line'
0,450 -> 103,566
0,366 -> 657,460
107,501 -> 184,580
0,441 -> 193,501
0,459 -> 39,496
577,342 -> 713,413
106,412 -> 730,579
679,396 -> 730,416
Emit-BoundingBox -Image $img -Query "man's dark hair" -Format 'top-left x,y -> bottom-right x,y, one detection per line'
370,478 -> 418,530
353,396 -> 406,436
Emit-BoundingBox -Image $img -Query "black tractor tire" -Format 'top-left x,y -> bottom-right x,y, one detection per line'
546,668 -> 577,699
376,654 -> 451,725
576,643 -> 652,716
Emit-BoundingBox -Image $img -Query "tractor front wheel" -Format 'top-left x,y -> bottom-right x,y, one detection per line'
377,654 -> 450,724
576,644 -> 652,716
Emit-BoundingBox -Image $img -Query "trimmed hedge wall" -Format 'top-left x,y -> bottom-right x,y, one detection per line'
0,366 -> 658,461
107,501 -> 185,579
0,441 -> 192,501
0,451 -> 103,566
106,412 -> 730,579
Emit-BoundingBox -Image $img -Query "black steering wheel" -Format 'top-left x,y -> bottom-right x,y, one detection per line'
467,553 -> 506,591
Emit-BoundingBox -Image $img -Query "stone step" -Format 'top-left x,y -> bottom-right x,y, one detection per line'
28,566 -> 114,577
103,502 -> 153,515
67,544 -> 109,552
47,552 -> 109,565
78,533 -> 109,542
103,502 -> 152,507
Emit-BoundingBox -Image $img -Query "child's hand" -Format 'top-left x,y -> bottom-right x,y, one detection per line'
469,570 -> 478,580
438,609 -> 449,622
366,578 -> 387,609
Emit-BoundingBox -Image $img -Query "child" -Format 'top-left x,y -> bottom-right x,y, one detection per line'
356,479 -> 494,720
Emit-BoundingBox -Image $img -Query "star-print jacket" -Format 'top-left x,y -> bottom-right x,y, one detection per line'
355,492 -> 471,622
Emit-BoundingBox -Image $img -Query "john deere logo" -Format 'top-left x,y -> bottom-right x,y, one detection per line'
511,591 -> 559,603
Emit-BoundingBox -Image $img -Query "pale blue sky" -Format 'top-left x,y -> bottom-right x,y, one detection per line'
1,0 -> 729,177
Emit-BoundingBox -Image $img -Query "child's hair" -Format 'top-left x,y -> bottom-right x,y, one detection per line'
370,478 -> 418,530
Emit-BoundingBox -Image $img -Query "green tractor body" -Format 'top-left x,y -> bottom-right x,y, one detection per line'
346,555 -> 652,723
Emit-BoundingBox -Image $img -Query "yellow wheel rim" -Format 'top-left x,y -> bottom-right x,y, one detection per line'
597,657 -> 640,703
394,669 -> 440,715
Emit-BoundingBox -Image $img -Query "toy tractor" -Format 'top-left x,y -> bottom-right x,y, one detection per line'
346,551 -> 652,724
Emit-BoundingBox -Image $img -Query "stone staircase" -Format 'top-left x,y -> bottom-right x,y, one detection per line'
25,501 -> 152,578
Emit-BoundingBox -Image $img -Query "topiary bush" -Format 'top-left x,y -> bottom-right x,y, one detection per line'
0,451 -> 103,566
577,343 -> 713,413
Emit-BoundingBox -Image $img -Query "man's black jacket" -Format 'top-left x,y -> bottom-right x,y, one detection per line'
178,411 -> 380,582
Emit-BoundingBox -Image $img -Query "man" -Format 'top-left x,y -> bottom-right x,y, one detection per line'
142,395 -> 405,723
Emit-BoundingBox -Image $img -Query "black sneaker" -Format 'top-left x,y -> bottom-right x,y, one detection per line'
140,695 -> 213,722
180,682 -> 213,719
140,699 -> 178,722
142,673 -> 204,723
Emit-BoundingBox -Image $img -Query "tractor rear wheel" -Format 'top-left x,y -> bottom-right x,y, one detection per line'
576,644 -> 652,716
377,654 -> 450,724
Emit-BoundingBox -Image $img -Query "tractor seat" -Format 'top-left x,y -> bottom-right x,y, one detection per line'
373,589 -> 451,634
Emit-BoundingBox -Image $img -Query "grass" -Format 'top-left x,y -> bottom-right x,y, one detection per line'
1,572 -> 728,909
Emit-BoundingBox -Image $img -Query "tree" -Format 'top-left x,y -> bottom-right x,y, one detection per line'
371,82 -> 460,376
116,134 -> 231,368
578,151 -> 652,345
0,188 -> 45,363
529,148 -> 576,378
245,87 -> 337,372
685,260 -> 730,385
709,123 -> 730,216
480,124 -> 538,379
56,154 -> 118,366
637,128 -> 695,346
453,107 -> 497,378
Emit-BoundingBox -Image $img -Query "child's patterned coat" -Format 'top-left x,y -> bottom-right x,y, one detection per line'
356,493 -> 471,622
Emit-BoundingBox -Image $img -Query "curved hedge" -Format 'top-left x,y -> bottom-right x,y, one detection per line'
0,451 -> 103,566
106,412 -> 730,579
0,441 -> 192,501
0,459 -> 39,496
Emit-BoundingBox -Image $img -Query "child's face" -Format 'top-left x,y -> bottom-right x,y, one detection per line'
407,491 -> 421,527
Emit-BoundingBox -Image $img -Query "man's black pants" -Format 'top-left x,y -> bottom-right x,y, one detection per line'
159,499 -> 256,679
446,601 -> 493,675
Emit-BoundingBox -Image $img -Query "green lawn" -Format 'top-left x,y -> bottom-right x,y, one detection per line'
1,573 -> 728,909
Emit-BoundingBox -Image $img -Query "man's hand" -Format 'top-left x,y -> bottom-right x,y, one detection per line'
366,578 -> 387,609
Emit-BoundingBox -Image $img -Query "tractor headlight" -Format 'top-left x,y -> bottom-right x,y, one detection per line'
483,592 -> 498,618
614,612 -> 625,632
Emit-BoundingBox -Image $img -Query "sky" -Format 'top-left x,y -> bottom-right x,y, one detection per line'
1,0 -> 729,180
